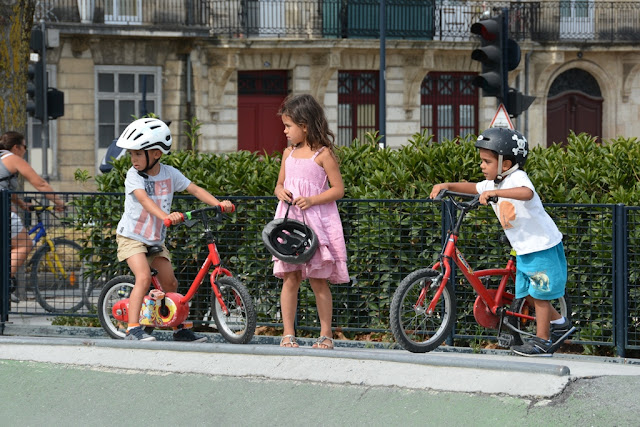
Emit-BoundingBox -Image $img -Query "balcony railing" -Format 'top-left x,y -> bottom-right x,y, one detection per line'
38,0 -> 640,43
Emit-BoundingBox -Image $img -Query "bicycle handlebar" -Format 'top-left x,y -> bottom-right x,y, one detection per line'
163,204 -> 235,227
434,190 -> 498,209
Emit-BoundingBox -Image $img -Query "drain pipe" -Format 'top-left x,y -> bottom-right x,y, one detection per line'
185,53 -> 193,150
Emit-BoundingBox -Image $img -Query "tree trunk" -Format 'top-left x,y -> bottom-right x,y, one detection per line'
0,0 -> 36,134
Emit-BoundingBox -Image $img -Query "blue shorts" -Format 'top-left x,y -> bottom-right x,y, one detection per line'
515,242 -> 567,300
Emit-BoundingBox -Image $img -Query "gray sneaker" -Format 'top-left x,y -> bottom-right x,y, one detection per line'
550,318 -> 574,342
512,336 -> 554,357
173,328 -> 207,343
125,326 -> 156,341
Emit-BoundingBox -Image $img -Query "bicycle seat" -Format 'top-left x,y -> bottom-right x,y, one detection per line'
146,245 -> 164,256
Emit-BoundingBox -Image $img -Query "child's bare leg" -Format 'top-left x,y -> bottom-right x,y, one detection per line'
126,253 -> 153,326
309,278 -> 333,339
533,298 -> 562,341
151,256 -> 177,292
281,271 -> 302,338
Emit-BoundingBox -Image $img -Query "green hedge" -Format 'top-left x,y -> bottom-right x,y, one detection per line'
75,131 -> 638,351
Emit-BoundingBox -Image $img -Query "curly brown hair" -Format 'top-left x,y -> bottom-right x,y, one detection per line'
0,131 -> 25,151
278,94 -> 336,152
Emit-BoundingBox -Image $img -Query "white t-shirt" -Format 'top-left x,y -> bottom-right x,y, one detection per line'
116,164 -> 191,246
476,170 -> 562,255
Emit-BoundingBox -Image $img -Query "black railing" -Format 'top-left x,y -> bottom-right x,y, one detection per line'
38,0 -> 640,43
2,190 -> 640,356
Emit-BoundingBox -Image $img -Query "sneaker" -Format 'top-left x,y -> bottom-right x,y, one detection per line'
550,318 -> 574,342
173,328 -> 208,343
512,336 -> 554,357
125,326 -> 156,341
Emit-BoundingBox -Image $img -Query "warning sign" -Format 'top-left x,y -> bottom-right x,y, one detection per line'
489,104 -> 514,130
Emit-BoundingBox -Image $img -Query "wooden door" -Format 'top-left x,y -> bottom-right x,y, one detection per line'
237,71 -> 288,153
547,91 -> 602,146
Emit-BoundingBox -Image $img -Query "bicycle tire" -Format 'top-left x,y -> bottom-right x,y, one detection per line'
98,275 -> 135,339
508,294 -> 572,346
210,276 -> 256,344
389,268 -> 456,353
30,238 -> 85,313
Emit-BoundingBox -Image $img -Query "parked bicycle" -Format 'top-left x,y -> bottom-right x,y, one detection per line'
27,205 -> 85,313
389,190 -> 575,353
97,205 -> 257,344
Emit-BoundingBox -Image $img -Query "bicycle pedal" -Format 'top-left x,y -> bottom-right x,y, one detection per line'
498,333 -> 514,347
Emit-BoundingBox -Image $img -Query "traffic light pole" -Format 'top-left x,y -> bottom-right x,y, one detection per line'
39,20 -> 49,181
500,8 -> 509,112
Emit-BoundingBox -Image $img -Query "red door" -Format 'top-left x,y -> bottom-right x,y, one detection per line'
237,71 -> 288,153
547,91 -> 602,146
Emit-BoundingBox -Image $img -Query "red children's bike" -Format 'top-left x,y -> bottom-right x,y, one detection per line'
390,190 -> 573,353
97,205 -> 256,344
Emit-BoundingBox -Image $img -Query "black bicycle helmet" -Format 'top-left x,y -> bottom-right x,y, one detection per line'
262,205 -> 318,265
475,128 -> 529,183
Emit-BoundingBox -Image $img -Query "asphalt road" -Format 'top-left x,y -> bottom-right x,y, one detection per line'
2,330 -> 640,426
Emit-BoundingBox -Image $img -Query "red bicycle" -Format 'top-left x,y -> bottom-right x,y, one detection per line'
390,190 -> 573,353
97,205 -> 256,344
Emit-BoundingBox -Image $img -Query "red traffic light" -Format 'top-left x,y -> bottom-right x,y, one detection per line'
471,18 -> 501,41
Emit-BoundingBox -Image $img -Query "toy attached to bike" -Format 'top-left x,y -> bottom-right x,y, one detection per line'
389,190 -> 575,353
98,205 -> 257,344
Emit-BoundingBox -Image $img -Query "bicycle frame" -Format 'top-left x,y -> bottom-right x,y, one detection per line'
426,193 -> 535,328
27,207 -> 74,284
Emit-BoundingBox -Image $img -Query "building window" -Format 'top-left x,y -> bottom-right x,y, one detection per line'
95,66 -> 162,170
420,72 -> 478,142
104,0 -> 142,24
337,71 -> 379,146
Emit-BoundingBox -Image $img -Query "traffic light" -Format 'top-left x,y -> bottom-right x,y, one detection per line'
26,58 -> 45,120
470,15 -> 504,99
471,8 -> 535,118
27,27 -> 46,120
47,88 -> 64,120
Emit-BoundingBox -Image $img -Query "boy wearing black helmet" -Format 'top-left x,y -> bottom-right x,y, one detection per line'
430,128 -> 574,357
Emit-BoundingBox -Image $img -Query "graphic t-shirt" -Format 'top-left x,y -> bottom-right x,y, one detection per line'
116,164 -> 191,246
476,170 -> 562,255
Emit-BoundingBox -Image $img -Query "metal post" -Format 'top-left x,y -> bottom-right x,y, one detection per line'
613,204 -> 627,357
379,0 -> 386,148
501,8 -> 509,111
1,189 -> 10,326
40,20 -> 50,181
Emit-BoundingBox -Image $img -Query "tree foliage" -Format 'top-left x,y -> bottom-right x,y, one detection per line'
0,0 -> 35,133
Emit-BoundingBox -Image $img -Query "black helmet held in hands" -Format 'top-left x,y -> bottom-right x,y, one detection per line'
262,203 -> 318,264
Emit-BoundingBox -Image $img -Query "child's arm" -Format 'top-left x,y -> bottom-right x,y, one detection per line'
132,189 -> 174,222
429,182 -> 478,199
274,147 -> 293,203
185,183 -> 233,212
293,150 -> 344,210
479,186 -> 534,205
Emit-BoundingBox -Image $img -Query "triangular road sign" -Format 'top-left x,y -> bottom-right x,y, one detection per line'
489,104 -> 514,130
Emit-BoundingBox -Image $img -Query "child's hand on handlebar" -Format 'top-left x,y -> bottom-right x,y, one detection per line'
165,211 -> 185,225
430,184 -> 448,200
479,191 -> 498,205
219,200 -> 234,213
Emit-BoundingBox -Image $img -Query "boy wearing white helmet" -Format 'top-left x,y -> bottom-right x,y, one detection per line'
430,128 -> 575,357
115,118 -> 233,341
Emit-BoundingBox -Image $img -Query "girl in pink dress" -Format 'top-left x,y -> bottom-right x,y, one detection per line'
272,94 -> 349,349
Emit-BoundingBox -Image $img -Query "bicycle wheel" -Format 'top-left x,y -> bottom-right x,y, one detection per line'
508,294 -> 572,346
98,275 -> 135,339
210,276 -> 256,344
30,238 -> 86,313
389,268 -> 456,353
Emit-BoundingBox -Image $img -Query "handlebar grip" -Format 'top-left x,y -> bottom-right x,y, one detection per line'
223,203 -> 236,213
163,213 -> 184,227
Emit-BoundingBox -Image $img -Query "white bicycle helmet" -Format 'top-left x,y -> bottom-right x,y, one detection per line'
116,118 -> 172,154
116,118 -> 172,177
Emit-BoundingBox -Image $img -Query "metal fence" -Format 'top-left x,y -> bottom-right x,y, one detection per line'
1,190 -> 638,356
38,0 -> 640,43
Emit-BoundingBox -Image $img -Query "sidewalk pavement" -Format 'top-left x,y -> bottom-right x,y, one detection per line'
2,316 -> 640,425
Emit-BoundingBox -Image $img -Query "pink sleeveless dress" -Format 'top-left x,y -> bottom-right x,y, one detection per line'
272,146 -> 350,284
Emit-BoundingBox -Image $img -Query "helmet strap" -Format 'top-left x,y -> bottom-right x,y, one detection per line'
495,155 -> 519,184
137,151 -> 160,178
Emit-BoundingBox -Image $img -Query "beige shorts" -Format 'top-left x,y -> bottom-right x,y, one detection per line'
116,234 -> 171,264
